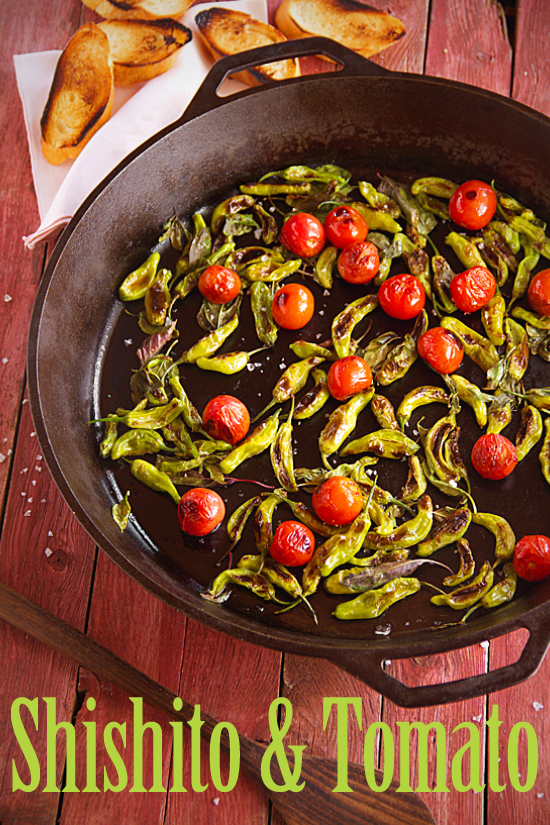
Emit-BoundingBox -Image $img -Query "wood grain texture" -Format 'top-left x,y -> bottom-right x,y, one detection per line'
425,0 -> 512,94
513,0 -> 550,116
0,398 -> 96,824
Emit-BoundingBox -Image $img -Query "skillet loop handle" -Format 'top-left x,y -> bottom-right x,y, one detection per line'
182,36 -> 392,123
325,622 -> 550,708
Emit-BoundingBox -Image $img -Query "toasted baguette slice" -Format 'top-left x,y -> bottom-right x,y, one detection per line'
82,0 -> 194,20
195,7 -> 299,86
98,18 -> 192,84
274,0 -> 405,59
41,23 -> 114,165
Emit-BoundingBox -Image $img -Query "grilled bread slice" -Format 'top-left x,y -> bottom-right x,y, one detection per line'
195,7 -> 299,86
98,17 -> 192,84
82,0 -> 194,20
40,22 -> 114,165
274,0 -> 405,59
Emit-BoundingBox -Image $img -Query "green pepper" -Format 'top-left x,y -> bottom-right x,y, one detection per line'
99,415 -> 119,458
411,177 -> 458,199
158,456 -> 204,475
540,418 -> 550,486
290,340 -> 333,360
509,240 -> 540,307
334,578 -> 421,620
270,398 -> 297,492
431,561 -> 494,610
219,411 -> 280,475
486,392 -> 513,434
445,232 -> 485,269
240,182 -> 311,196
211,194 -> 255,235
144,267 -> 171,327
256,356 -> 325,420
195,348 -> 264,375
188,213 -> 212,267
340,429 -> 420,459
443,538 -> 476,586
294,368 -> 330,420
331,295 -> 378,358
515,404 -> 543,462
420,412 -> 468,492
375,310 -> 428,386
472,512 -> 515,565
243,258 -> 302,284
371,394 -> 399,431
440,316 -> 499,373
489,220 -> 521,254
481,293 -> 506,346
362,494 -> 433,552
378,176 -> 437,235
524,387 -> 550,413
417,506 -> 471,557
443,374 -> 492,428
130,458 -> 181,505
314,246 -> 338,289
253,491 -> 286,567
511,306 -> 550,330
396,386 -> 449,430
318,388 -> 374,467
403,245 -> 432,300
177,313 -> 239,364
358,180 -> 401,218
227,495 -> 262,544
250,281 -> 278,348
119,252 -> 160,301
112,491 -> 131,533
350,201 -> 401,234
111,428 -> 172,460
117,398 -> 184,430
505,318 -> 529,381
431,255 -> 457,315
168,373 -> 202,431
201,569 -> 284,604
400,455 -> 427,503
284,499 -> 342,538
481,563 -> 517,609
238,555 -> 302,600
326,558 -> 449,595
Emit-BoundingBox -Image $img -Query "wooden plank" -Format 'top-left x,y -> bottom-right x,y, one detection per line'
425,0 -> 512,94
0,397 -> 96,824
513,0 -> 550,116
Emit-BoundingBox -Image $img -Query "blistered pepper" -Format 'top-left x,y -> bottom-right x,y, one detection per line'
130,458 -> 181,505
341,429 -> 420,460
110,428 -> 172,460
540,418 -> 550,486
240,181 -> 311,197
326,558 -> 448,595
99,415 -> 119,458
294,368 -> 330,420
440,317 -> 499,373
362,494 -> 433,552
396,386 -> 450,431
443,374 -> 491,428
524,387 -> 550,413
375,311 -> 428,386
417,506 -> 471,557
358,180 -> 401,218
509,239 -> 540,307
219,411 -> 280,475
443,538 -> 476,586
445,232 -> 485,269
486,392 -> 513,434
119,252 -> 161,302
115,398 -> 184,430
318,388 -> 374,468
515,405 -> 543,462
177,313 -> 239,364
290,341 -> 333,360
314,246 -> 338,289
256,356 -> 325,420
271,398 -> 298,492
481,293 -> 506,347
201,569 -> 284,604
195,348 -> 264,374
360,331 -> 400,371
284,498 -> 341,538
351,201 -> 401,234
334,577 -> 421,620
431,255 -> 457,315
331,295 -> 378,359
144,268 -> 171,327
481,563 -> 517,609
505,318 -> 529,381
168,373 -> 202,431
431,561 -> 494,610
371,394 -> 399,431
211,194 -> 255,235
511,306 -> 550,331
400,455 -> 427,503
472,511 -> 516,566
250,281 -> 278,348
238,555 -> 302,600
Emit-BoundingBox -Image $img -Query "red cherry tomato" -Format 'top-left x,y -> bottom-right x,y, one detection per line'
337,240 -> 380,284
279,212 -> 325,258
378,273 -> 426,320
270,520 -> 315,566
198,265 -> 241,304
312,476 -> 363,526
513,534 -> 550,582
272,283 -> 314,330
528,269 -> 550,316
202,395 -> 250,445
449,266 -> 496,313
327,355 -> 373,401
324,205 -> 368,249
471,433 -> 518,480
448,180 -> 497,230
417,327 -> 464,374
178,488 -> 225,536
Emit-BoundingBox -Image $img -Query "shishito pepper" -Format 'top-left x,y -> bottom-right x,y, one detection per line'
445,232 -> 485,269
219,411 -> 280,475
471,512 -> 515,565
417,506 -> 471,557
256,356 -> 325,420
114,398 -> 185,430
540,418 -> 550,486
440,316 -> 499,373
314,245 -> 338,289
99,415 -> 119,458
400,455 -> 427,503
177,313 -> 239,364
375,310 -> 428,386
340,429 -> 420,460
250,281 -> 278,348
370,394 -> 399,431
119,252 -> 160,301
515,405 -> 543,462
318,388 -> 374,468
210,194 -> 255,235
331,295 -> 378,358
362,494 -> 433,552
110,428 -> 173,460
144,267 -> 171,327
201,569 -> 286,604
431,561 -> 494,610
271,398 -> 298,492
237,555 -> 303,600
396,386 -> 450,430
443,538 -> 476,587
481,563 -> 517,609
195,347 -> 264,375
294,368 -> 330,420
334,577 -> 421,620
130,459 -> 181,505
505,318 -> 530,381
481,293 -> 506,347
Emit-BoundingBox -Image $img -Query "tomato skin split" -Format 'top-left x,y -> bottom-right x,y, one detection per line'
202,395 -> 250,445
448,180 -> 497,230
514,535 -> 550,582
471,433 -> 518,480
178,488 -> 226,536
378,273 -> 426,320
198,265 -> 241,304
337,240 -> 380,284
417,327 -> 464,374
270,520 -> 315,566
450,266 -> 496,313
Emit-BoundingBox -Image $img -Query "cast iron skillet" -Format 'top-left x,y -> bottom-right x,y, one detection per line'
28,38 -> 550,707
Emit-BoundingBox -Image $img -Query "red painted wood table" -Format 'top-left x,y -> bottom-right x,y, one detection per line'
1,1 -> 550,823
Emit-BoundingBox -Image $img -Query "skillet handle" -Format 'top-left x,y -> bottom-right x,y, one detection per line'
323,616 -> 550,708
182,36 -> 392,123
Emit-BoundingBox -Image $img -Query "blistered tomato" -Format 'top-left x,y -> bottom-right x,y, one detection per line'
202,395 -> 250,445
528,269 -> 550,316
327,355 -> 373,401
312,476 -> 363,526
378,273 -> 426,320
324,205 -> 368,249
471,433 -> 518,480
279,212 -> 325,258
337,240 -> 380,284
513,535 -> 550,582
272,283 -> 315,330
270,521 -> 315,566
448,180 -> 497,230
198,265 -> 241,304
449,266 -> 496,312
178,488 -> 225,536
417,327 -> 464,374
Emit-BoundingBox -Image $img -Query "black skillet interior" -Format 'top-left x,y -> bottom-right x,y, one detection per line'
28,39 -> 550,677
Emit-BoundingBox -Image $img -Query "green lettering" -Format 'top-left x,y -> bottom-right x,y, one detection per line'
486,704 -> 506,792
130,697 -> 166,792
43,697 -> 79,793
103,722 -> 127,792
508,722 -> 538,791
364,722 -> 394,792
83,697 -> 99,792
322,697 -> 362,792
169,698 -> 187,793
11,697 -> 40,792
451,722 -> 485,792
210,722 -> 240,792
397,721 -> 449,792
188,704 -> 208,792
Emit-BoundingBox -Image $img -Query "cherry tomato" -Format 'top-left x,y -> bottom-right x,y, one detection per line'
279,212 -> 325,258
513,534 -> 550,582
198,265 -> 241,304
449,266 -> 496,313
327,355 -> 373,401
417,327 -> 464,374
378,273 -> 426,320
471,433 -> 518,480
324,205 -> 368,249
178,488 -> 225,536
202,395 -> 250,445
337,240 -> 380,284
270,520 -> 315,566
448,180 -> 497,230
312,476 -> 363,526
528,268 -> 550,316
272,282 -> 314,330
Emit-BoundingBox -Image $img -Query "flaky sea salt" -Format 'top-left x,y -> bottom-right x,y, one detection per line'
4,294 -> 12,302
533,701 -> 544,712
44,548 -> 53,557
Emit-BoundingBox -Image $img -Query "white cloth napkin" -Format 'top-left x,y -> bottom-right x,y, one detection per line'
15,0 -> 268,249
